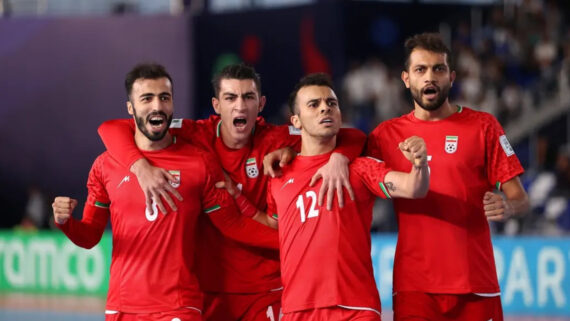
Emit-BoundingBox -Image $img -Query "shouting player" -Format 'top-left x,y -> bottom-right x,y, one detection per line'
367,33 -> 530,321
52,63 -> 278,321
97,64 -> 365,321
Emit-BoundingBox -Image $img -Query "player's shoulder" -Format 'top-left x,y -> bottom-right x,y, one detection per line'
350,156 -> 386,170
457,105 -> 498,124
93,151 -> 112,165
89,151 -> 114,177
370,112 -> 412,135
191,114 -> 220,131
254,118 -> 300,140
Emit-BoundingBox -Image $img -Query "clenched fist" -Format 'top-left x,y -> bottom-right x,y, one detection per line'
398,136 -> 428,168
52,196 -> 78,225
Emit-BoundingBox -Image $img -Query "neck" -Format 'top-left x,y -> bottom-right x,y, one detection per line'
413,100 -> 456,121
134,131 -> 173,151
299,132 -> 336,156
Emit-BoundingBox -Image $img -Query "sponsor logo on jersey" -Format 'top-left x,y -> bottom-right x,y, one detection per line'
499,135 -> 515,157
288,125 -> 301,135
117,175 -> 130,189
245,158 -> 259,178
169,170 -> 180,188
445,135 -> 458,154
170,118 -> 182,128
281,178 -> 294,190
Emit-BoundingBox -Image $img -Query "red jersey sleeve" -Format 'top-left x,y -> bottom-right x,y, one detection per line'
200,152 -> 279,249
352,157 -> 393,199
333,127 -> 366,161
261,123 -> 302,151
365,125 -> 385,160
97,119 -> 141,169
57,155 -> 110,249
483,115 -> 524,190
97,118 -> 203,168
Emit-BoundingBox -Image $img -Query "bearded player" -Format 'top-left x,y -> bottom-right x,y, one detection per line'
367,33 -> 530,321
52,63 -> 278,321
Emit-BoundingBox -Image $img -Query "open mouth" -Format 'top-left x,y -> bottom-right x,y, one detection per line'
320,118 -> 334,125
233,117 -> 247,129
422,86 -> 439,99
147,112 -> 167,128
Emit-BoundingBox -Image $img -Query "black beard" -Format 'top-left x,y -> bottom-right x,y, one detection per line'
410,84 -> 450,111
133,109 -> 173,142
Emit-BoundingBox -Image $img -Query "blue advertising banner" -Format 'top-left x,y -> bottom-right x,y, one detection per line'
371,234 -> 570,316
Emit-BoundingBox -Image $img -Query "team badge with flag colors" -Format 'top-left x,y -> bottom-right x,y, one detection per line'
168,170 -> 180,188
245,158 -> 259,178
445,136 -> 458,154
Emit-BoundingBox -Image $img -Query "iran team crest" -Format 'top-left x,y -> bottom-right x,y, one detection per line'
445,136 -> 458,154
245,158 -> 259,178
168,170 -> 181,188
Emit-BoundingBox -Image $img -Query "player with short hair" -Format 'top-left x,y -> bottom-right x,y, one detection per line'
52,63 -> 278,321
366,32 -> 530,321
262,73 -> 430,321
97,64 -> 366,321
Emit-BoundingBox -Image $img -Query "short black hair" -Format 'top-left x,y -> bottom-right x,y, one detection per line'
288,73 -> 334,114
124,63 -> 173,99
211,63 -> 262,98
404,32 -> 453,70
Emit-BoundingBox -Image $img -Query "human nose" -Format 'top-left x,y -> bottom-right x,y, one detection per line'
424,68 -> 436,83
319,102 -> 331,114
234,97 -> 247,111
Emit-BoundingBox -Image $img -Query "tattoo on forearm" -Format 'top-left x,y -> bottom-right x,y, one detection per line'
385,182 -> 396,191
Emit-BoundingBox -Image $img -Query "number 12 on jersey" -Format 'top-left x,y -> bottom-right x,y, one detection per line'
296,191 -> 319,223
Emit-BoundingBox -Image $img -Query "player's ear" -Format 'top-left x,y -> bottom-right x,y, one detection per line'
401,70 -> 410,88
212,97 -> 221,115
258,95 -> 266,113
127,101 -> 134,116
450,70 -> 456,87
290,114 -> 301,129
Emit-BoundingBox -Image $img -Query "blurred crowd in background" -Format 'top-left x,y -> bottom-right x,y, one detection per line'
4,0 -> 570,236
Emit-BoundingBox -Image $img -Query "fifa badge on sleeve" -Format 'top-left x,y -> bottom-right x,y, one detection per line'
245,157 -> 259,178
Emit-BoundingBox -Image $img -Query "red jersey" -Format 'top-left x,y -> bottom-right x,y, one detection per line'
98,116 -> 365,294
57,140 -> 278,313
267,153 -> 392,314
367,106 -> 524,294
